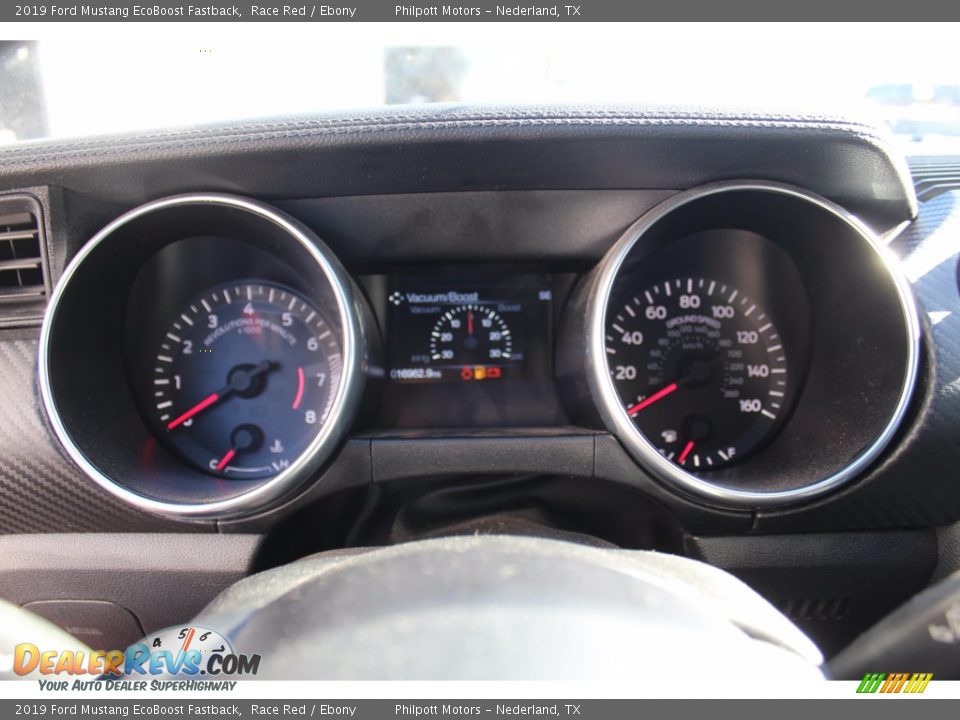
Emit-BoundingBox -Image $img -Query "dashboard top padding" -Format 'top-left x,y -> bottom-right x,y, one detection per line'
0,105 -> 916,223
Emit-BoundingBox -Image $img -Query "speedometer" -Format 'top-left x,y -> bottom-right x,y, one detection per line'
605,276 -> 788,469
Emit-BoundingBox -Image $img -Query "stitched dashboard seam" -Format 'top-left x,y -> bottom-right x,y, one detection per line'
0,115 -> 889,168
0,109 -> 886,149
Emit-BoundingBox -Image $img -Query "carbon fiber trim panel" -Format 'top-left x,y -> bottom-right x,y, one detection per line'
0,336 -> 211,533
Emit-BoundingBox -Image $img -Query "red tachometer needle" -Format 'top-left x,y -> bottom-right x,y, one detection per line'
167,392 -> 221,430
677,440 -> 695,465
215,448 -> 237,472
166,361 -> 275,431
627,382 -> 679,416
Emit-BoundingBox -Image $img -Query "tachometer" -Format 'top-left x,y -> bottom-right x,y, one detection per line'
605,277 -> 787,469
150,281 -> 342,479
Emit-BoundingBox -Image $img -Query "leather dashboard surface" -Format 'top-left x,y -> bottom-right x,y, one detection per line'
0,105 -> 916,223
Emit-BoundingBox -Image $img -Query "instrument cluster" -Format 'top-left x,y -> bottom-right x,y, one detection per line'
39,183 -> 921,519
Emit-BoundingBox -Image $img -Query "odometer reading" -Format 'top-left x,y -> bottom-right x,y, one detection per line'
605,277 -> 787,470
150,281 -> 342,479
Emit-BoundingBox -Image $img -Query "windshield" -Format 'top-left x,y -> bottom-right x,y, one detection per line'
2,24 -> 959,155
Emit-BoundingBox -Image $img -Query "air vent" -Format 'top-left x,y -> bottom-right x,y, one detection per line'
909,156 -> 960,202
0,194 -> 48,327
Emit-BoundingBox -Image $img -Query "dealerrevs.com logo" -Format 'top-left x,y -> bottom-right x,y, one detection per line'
11,626 -> 260,690
856,673 -> 933,694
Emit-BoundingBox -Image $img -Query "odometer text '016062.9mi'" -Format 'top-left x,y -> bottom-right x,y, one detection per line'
151,281 -> 342,479
606,277 -> 788,470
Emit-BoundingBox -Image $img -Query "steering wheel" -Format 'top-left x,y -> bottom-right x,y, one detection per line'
187,535 -> 823,681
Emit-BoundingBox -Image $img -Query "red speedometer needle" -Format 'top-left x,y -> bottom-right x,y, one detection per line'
677,440 -> 695,465
627,382 -> 678,416
167,392 -> 221,430
215,448 -> 237,472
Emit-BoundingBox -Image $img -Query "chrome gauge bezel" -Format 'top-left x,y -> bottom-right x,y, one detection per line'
38,193 -> 367,519
586,181 -> 921,507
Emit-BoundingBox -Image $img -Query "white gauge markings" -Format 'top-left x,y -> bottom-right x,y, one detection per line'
605,276 -> 789,470
150,282 -> 342,479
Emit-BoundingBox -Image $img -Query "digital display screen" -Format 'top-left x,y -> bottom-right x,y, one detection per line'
385,273 -> 553,384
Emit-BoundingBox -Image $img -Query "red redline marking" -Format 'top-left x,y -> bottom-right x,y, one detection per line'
180,627 -> 196,653
292,367 -> 305,410
215,449 -> 236,472
677,441 -> 695,465
167,392 -> 220,430
627,383 -> 679,415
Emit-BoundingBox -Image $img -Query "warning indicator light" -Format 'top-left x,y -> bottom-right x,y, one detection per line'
459,366 -> 503,381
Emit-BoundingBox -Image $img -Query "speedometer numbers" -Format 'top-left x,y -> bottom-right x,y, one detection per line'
151,281 -> 342,480
605,277 -> 788,470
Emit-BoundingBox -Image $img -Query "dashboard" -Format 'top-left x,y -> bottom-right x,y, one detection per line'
1,106 -> 959,657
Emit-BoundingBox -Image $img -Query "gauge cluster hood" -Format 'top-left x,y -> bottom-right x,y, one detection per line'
0,104 -> 917,224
